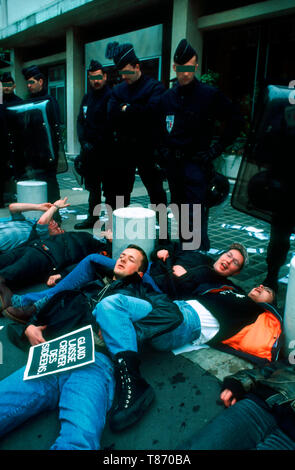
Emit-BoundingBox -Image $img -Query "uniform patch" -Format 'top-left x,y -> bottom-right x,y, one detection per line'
83,106 -> 88,119
166,115 -> 175,133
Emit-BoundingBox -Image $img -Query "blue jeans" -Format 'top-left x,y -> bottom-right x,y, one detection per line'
14,255 -> 160,308
180,398 -> 295,450
0,352 -> 115,450
92,296 -> 201,356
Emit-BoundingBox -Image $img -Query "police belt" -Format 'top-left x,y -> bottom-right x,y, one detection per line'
172,149 -> 197,162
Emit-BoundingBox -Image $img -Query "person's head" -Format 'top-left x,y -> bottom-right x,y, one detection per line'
22,65 -> 45,95
113,244 -> 148,280
1,73 -> 16,95
173,38 -> 198,87
113,43 -> 141,85
48,219 -> 64,236
87,59 -> 107,91
213,243 -> 248,277
248,285 -> 275,304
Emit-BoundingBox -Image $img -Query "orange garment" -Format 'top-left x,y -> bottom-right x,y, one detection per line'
222,311 -> 282,361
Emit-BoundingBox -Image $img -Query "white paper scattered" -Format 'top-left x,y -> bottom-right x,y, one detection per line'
172,343 -> 209,355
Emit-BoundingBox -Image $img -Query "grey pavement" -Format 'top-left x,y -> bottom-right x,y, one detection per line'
0,163 -> 293,451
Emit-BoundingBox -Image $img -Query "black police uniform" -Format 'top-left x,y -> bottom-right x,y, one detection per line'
108,43 -> 167,208
75,65 -> 112,228
159,39 -> 243,251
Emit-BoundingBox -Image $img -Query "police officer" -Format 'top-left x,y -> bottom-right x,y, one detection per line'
1,72 -> 23,105
108,43 -> 167,209
159,39 -> 243,251
74,60 -> 112,230
0,73 -> 22,206
20,65 -> 62,210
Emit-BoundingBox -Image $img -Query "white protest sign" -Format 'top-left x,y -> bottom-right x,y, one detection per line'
23,325 -> 94,380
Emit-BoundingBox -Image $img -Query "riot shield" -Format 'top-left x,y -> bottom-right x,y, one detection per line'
231,85 -> 295,225
5,97 -> 67,179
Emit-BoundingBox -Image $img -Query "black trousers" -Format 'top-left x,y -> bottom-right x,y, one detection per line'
107,143 -> 167,209
0,245 -> 52,288
165,158 -> 210,251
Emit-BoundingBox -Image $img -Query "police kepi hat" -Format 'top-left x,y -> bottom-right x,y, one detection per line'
113,43 -> 139,69
1,72 -> 14,83
88,60 -> 103,72
174,39 -> 198,64
22,65 -> 44,80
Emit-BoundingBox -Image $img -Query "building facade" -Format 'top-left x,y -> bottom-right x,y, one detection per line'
0,0 -> 294,158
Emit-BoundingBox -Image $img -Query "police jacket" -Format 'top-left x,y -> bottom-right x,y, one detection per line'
159,77 -> 243,157
222,360 -> 295,442
3,94 -> 23,105
77,85 -> 112,149
108,74 -> 165,145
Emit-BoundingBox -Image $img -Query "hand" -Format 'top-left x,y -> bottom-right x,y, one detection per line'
172,265 -> 187,277
53,197 -> 70,209
39,203 -> 53,212
25,325 -> 47,346
83,142 -> 94,152
100,229 -> 113,242
157,249 -> 169,262
220,389 -> 237,408
47,274 -> 61,287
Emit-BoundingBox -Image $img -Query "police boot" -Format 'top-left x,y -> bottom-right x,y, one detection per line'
109,351 -> 155,432
74,215 -> 99,230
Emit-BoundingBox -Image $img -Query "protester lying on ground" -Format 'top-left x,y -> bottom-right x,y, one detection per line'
85,282 -> 280,432
149,241 -> 248,300
4,241 -> 247,322
177,359 -> 295,450
0,346 -> 115,450
3,243 -> 252,433
4,244 -> 183,434
0,197 -> 69,253
0,223 -> 109,306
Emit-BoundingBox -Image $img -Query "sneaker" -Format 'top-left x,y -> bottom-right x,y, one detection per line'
109,351 -> 155,432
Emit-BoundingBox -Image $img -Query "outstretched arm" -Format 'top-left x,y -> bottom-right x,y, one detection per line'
37,197 -> 70,225
9,202 -> 52,214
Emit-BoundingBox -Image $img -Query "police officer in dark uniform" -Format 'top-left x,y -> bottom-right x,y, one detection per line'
0,73 -> 22,206
1,72 -> 23,105
74,60 -> 112,230
108,43 -> 167,208
20,65 -> 62,208
159,39 -> 243,251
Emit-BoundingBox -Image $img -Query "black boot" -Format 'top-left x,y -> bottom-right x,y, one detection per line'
109,351 -> 155,432
74,215 -> 99,230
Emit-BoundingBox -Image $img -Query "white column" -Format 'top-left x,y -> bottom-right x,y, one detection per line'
66,27 -> 84,159
283,256 -> 295,358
